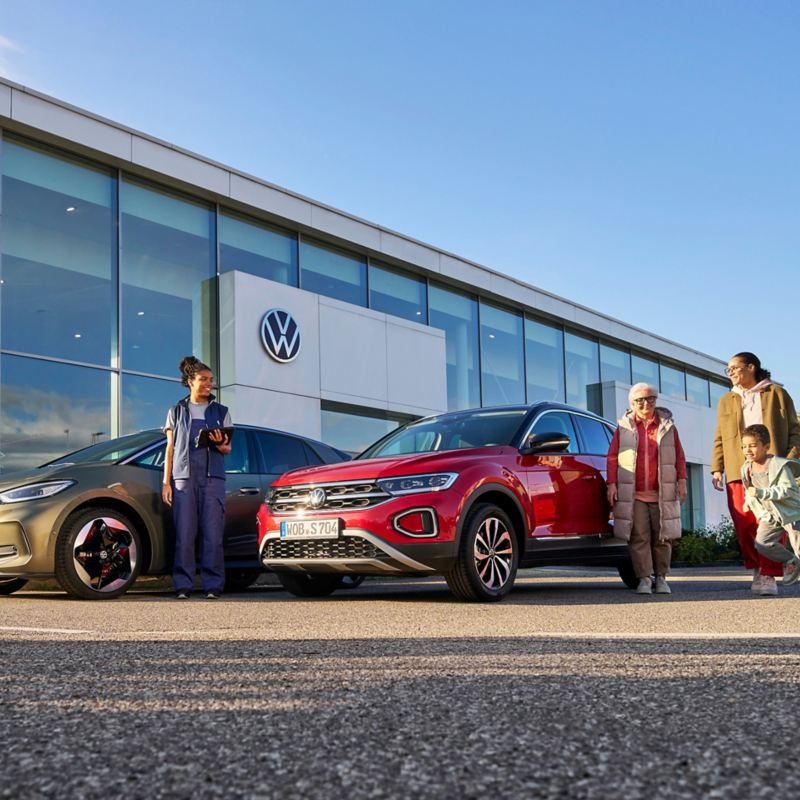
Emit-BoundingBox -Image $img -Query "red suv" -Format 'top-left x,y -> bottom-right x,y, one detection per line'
257,403 -> 636,602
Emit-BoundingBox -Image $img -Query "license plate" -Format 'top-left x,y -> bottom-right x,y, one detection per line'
280,517 -> 340,539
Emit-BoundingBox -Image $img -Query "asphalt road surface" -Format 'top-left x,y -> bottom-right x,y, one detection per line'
2,567 -> 799,799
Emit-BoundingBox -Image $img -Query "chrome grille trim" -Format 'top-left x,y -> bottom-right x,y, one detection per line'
269,479 -> 391,514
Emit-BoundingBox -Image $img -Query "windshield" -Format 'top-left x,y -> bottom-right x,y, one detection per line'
43,430 -> 165,466
359,409 -> 528,459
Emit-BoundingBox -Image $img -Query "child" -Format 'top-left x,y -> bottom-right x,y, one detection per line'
741,424 -> 800,593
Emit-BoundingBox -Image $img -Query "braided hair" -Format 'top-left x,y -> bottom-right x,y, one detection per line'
179,355 -> 212,387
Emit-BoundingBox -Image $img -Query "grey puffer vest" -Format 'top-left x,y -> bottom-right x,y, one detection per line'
613,408 -> 682,542
171,395 -> 229,481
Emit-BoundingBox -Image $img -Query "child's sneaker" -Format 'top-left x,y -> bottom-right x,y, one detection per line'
751,573 -> 764,593
759,575 -> 778,596
783,557 -> 800,587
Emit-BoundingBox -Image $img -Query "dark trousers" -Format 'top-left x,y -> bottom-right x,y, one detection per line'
172,474 -> 226,593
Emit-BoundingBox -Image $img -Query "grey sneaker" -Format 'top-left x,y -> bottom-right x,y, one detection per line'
759,576 -> 778,596
783,558 -> 800,587
205,591 -> 220,599
654,576 -> 671,594
751,573 -> 764,593
636,578 -> 652,595
176,591 -> 190,600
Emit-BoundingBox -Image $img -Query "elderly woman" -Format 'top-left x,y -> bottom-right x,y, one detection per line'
607,383 -> 688,595
711,351 -> 800,596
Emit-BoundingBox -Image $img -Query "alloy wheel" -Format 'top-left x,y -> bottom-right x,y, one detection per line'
72,516 -> 138,593
473,516 -> 514,590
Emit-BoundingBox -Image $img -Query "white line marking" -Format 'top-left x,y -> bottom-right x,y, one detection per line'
0,626 -> 94,634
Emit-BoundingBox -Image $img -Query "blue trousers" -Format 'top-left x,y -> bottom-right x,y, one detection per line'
172,473 -> 226,593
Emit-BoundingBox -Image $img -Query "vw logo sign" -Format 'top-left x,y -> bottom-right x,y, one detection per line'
261,308 -> 301,363
308,487 -> 326,509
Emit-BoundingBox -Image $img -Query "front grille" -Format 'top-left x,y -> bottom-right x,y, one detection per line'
269,481 -> 390,514
264,537 -> 380,560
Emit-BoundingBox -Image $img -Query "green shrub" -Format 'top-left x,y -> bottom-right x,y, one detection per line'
675,517 -> 740,564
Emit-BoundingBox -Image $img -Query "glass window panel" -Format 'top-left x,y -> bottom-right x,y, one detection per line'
121,374 -> 185,435
321,408 -> 401,456
120,179 -> 215,377
710,379 -> 729,408
0,355 -> 111,473
428,284 -> 480,411
225,429 -> 252,474
600,343 -> 631,385
1,138 -> 116,365
525,317 -> 565,403
660,363 -> 686,401
573,415 -> 611,455
479,302 -> 525,406
631,354 -> 660,389
531,411 -> 578,454
300,239 -> 366,306
564,331 -> 601,413
368,262 -> 427,323
219,212 -> 297,285
686,373 -> 710,406
681,463 -> 706,531
253,431 -> 308,475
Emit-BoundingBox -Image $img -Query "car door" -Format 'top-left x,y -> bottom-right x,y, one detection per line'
521,410 -> 604,536
222,429 -> 264,560
570,414 -> 614,534
251,430 -> 313,493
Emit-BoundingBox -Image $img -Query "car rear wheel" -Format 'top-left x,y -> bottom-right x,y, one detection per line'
617,560 -> 638,590
224,568 -> 263,592
277,572 -> 341,598
446,503 -> 519,602
55,508 -> 142,600
0,577 -> 28,595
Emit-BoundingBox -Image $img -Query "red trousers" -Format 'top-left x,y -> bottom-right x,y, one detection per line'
726,480 -> 783,577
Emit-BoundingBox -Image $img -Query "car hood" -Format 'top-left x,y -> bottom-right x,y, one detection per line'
275,447 -> 509,485
0,462 -> 104,491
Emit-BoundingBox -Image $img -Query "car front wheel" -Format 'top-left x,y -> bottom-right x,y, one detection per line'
0,577 -> 28,596
55,508 -> 142,600
446,503 -> 519,602
277,572 -> 342,598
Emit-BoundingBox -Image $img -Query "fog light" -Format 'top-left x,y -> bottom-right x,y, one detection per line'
393,508 -> 438,538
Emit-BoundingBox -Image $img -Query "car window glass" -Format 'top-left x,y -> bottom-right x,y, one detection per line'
530,412 -> 578,454
131,442 -> 167,470
225,430 -> 251,474
305,440 -> 344,464
254,432 -> 309,475
573,415 -> 611,455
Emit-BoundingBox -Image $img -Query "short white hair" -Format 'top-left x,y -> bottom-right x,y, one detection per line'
628,382 -> 658,406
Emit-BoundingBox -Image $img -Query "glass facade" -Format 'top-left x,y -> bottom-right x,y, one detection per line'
219,211 -> 297,285
565,332 -> 601,413
525,317 -> 565,403
321,406 -> 405,455
369,262 -> 427,323
428,283 -> 480,411
479,302 -> 525,406
0,128 -> 727,486
300,238 -> 367,306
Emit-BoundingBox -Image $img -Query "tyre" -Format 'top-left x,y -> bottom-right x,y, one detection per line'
0,577 -> 28,596
54,507 -> 142,600
224,568 -> 263,592
446,503 -> 519,602
336,574 -> 365,590
277,572 -> 341,598
617,560 -> 638,590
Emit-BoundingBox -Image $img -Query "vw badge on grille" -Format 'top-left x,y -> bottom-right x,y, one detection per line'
261,308 -> 301,363
308,487 -> 326,509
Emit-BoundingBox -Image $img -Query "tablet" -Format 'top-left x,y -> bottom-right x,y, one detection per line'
195,427 -> 234,448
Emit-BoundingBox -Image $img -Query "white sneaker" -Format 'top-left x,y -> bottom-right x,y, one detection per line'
751,573 -> 764,593
759,575 -> 778,596
655,576 -> 671,594
636,578 -> 652,595
783,558 -> 800,587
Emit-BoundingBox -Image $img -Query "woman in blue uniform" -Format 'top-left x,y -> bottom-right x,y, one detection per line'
162,356 -> 232,599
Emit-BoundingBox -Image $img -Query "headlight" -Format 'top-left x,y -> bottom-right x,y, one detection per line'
377,473 -> 458,496
0,480 -> 76,504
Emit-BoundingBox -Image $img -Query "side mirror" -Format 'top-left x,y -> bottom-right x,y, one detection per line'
520,431 -> 571,455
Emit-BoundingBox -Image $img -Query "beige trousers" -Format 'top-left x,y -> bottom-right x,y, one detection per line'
629,500 -> 672,578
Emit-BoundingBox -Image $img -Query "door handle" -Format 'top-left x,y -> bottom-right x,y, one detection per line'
238,487 -> 261,495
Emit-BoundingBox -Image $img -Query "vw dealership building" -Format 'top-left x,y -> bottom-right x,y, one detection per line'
0,77 -> 729,527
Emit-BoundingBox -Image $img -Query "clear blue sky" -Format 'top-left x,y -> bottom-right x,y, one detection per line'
2,0 -> 798,399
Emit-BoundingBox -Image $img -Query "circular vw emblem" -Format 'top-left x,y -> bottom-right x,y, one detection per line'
261,308 -> 301,363
308,487 -> 327,509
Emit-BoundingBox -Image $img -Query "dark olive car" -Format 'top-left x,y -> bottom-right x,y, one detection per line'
0,426 -> 347,599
